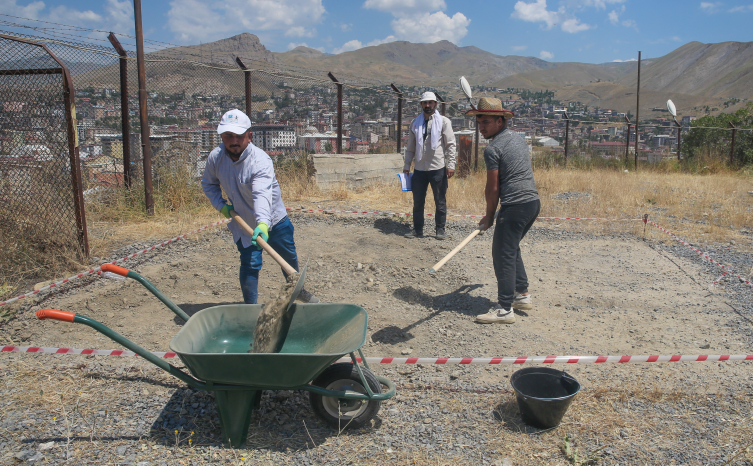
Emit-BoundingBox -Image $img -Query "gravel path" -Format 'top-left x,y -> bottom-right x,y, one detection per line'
1,213 -> 752,465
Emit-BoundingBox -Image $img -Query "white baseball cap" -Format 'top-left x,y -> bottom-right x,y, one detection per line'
420,91 -> 438,103
217,109 -> 252,135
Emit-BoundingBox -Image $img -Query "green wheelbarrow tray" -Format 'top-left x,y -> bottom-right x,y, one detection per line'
169,302 -> 386,392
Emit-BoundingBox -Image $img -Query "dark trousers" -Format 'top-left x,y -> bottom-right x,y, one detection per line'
411,168 -> 448,233
492,199 -> 541,309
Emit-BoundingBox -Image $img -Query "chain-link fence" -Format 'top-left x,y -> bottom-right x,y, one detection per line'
0,34 -> 88,274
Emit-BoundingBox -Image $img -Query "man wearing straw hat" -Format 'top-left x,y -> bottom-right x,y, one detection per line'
403,91 -> 457,240
201,109 -> 319,305
467,98 -> 540,324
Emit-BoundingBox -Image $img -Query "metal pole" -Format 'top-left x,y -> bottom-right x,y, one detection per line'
474,124 -> 480,169
328,72 -> 343,154
134,0 -> 153,215
235,57 -> 252,118
391,83 -> 403,154
634,51 -> 641,171
675,121 -> 681,161
108,33 -> 131,189
437,93 -> 445,116
729,122 -> 736,165
564,112 -> 570,167
624,115 -> 631,164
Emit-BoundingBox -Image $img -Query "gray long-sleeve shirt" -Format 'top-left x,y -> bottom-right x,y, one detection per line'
201,142 -> 288,248
403,114 -> 457,171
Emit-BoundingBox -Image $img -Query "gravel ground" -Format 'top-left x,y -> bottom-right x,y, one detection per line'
1,212 -> 752,465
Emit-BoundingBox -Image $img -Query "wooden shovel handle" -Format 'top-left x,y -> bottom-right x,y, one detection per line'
229,210 -> 297,276
429,229 -> 480,273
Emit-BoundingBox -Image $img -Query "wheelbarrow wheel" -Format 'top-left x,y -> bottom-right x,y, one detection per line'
309,363 -> 382,430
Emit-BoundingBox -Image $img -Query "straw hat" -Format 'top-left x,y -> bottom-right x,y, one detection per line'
465,97 -> 514,118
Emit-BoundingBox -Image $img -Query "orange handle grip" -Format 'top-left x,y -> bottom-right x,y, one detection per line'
36,309 -> 76,322
100,263 -> 129,276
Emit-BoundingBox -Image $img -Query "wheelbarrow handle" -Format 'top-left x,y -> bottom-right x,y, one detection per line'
37,309 -> 76,322
229,210 -> 297,276
101,263 -> 129,276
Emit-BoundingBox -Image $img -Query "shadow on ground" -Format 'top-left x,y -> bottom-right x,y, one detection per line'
148,389 -> 379,452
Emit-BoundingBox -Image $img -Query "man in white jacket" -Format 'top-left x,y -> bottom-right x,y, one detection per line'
403,92 -> 457,240
201,109 -> 318,305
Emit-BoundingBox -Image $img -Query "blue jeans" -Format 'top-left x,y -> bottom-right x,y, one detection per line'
236,216 -> 299,304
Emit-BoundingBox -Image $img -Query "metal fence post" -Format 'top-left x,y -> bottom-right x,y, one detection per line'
437,93 -> 445,116
235,57 -> 252,117
107,33 -> 131,188
729,122 -> 736,165
391,83 -> 403,154
134,0 -> 154,215
634,51 -> 641,171
564,112 -> 570,167
328,72 -> 343,154
675,120 -> 681,161
623,116 -> 631,163
474,124 -> 480,170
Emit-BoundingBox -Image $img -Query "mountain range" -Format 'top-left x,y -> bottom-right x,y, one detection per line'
82,32 -> 752,117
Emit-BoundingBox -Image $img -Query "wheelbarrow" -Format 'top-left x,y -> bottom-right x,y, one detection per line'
37,264 -> 396,448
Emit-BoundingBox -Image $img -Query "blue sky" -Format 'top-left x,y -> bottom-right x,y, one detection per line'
1,0 -> 752,63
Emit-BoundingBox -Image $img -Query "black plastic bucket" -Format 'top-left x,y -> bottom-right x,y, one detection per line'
510,367 -> 581,429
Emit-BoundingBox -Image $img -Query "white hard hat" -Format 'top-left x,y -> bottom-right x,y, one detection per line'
420,91 -> 437,103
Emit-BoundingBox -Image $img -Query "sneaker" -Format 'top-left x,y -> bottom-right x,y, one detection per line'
404,230 -> 424,238
298,288 -> 320,303
475,305 -> 515,324
435,229 -> 446,240
513,292 -> 532,310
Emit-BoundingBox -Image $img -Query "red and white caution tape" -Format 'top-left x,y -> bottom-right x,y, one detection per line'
0,219 -> 231,308
649,221 -> 752,288
285,207 -> 645,222
3,346 -> 752,364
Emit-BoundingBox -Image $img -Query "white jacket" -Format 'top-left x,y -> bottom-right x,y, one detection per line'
404,114 -> 457,171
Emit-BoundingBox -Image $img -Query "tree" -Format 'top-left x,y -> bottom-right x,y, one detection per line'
324,142 -> 333,152
682,102 -> 753,164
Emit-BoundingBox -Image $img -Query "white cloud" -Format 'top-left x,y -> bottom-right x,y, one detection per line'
608,10 -> 619,24
338,23 -> 353,32
568,0 -> 625,8
363,0 -> 469,46
390,11 -> 470,43
333,39 -> 364,54
287,42 -> 307,50
540,50 -> 554,59
612,58 -> 637,62
621,19 -> 637,28
167,0 -> 326,43
728,4 -> 753,11
561,17 -> 592,32
0,0 -> 131,34
512,0 -> 561,29
700,2 -> 723,13
512,0 -> 594,33
511,45 -> 528,51
363,0 -> 446,16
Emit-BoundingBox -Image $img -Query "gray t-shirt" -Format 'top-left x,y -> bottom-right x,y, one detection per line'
483,128 -> 539,205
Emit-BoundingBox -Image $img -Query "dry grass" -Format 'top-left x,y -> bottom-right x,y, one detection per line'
298,166 -> 752,247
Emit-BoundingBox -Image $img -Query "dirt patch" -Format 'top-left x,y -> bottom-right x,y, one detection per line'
250,272 -> 298,353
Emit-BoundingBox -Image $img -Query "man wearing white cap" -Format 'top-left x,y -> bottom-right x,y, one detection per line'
403,91 -> 457,240
201,109 -> 318,304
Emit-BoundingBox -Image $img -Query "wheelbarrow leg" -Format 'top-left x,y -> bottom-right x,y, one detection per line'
214,390 -> 262,448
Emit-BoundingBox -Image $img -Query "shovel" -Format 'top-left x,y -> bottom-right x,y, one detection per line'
229,210 -> 308,353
